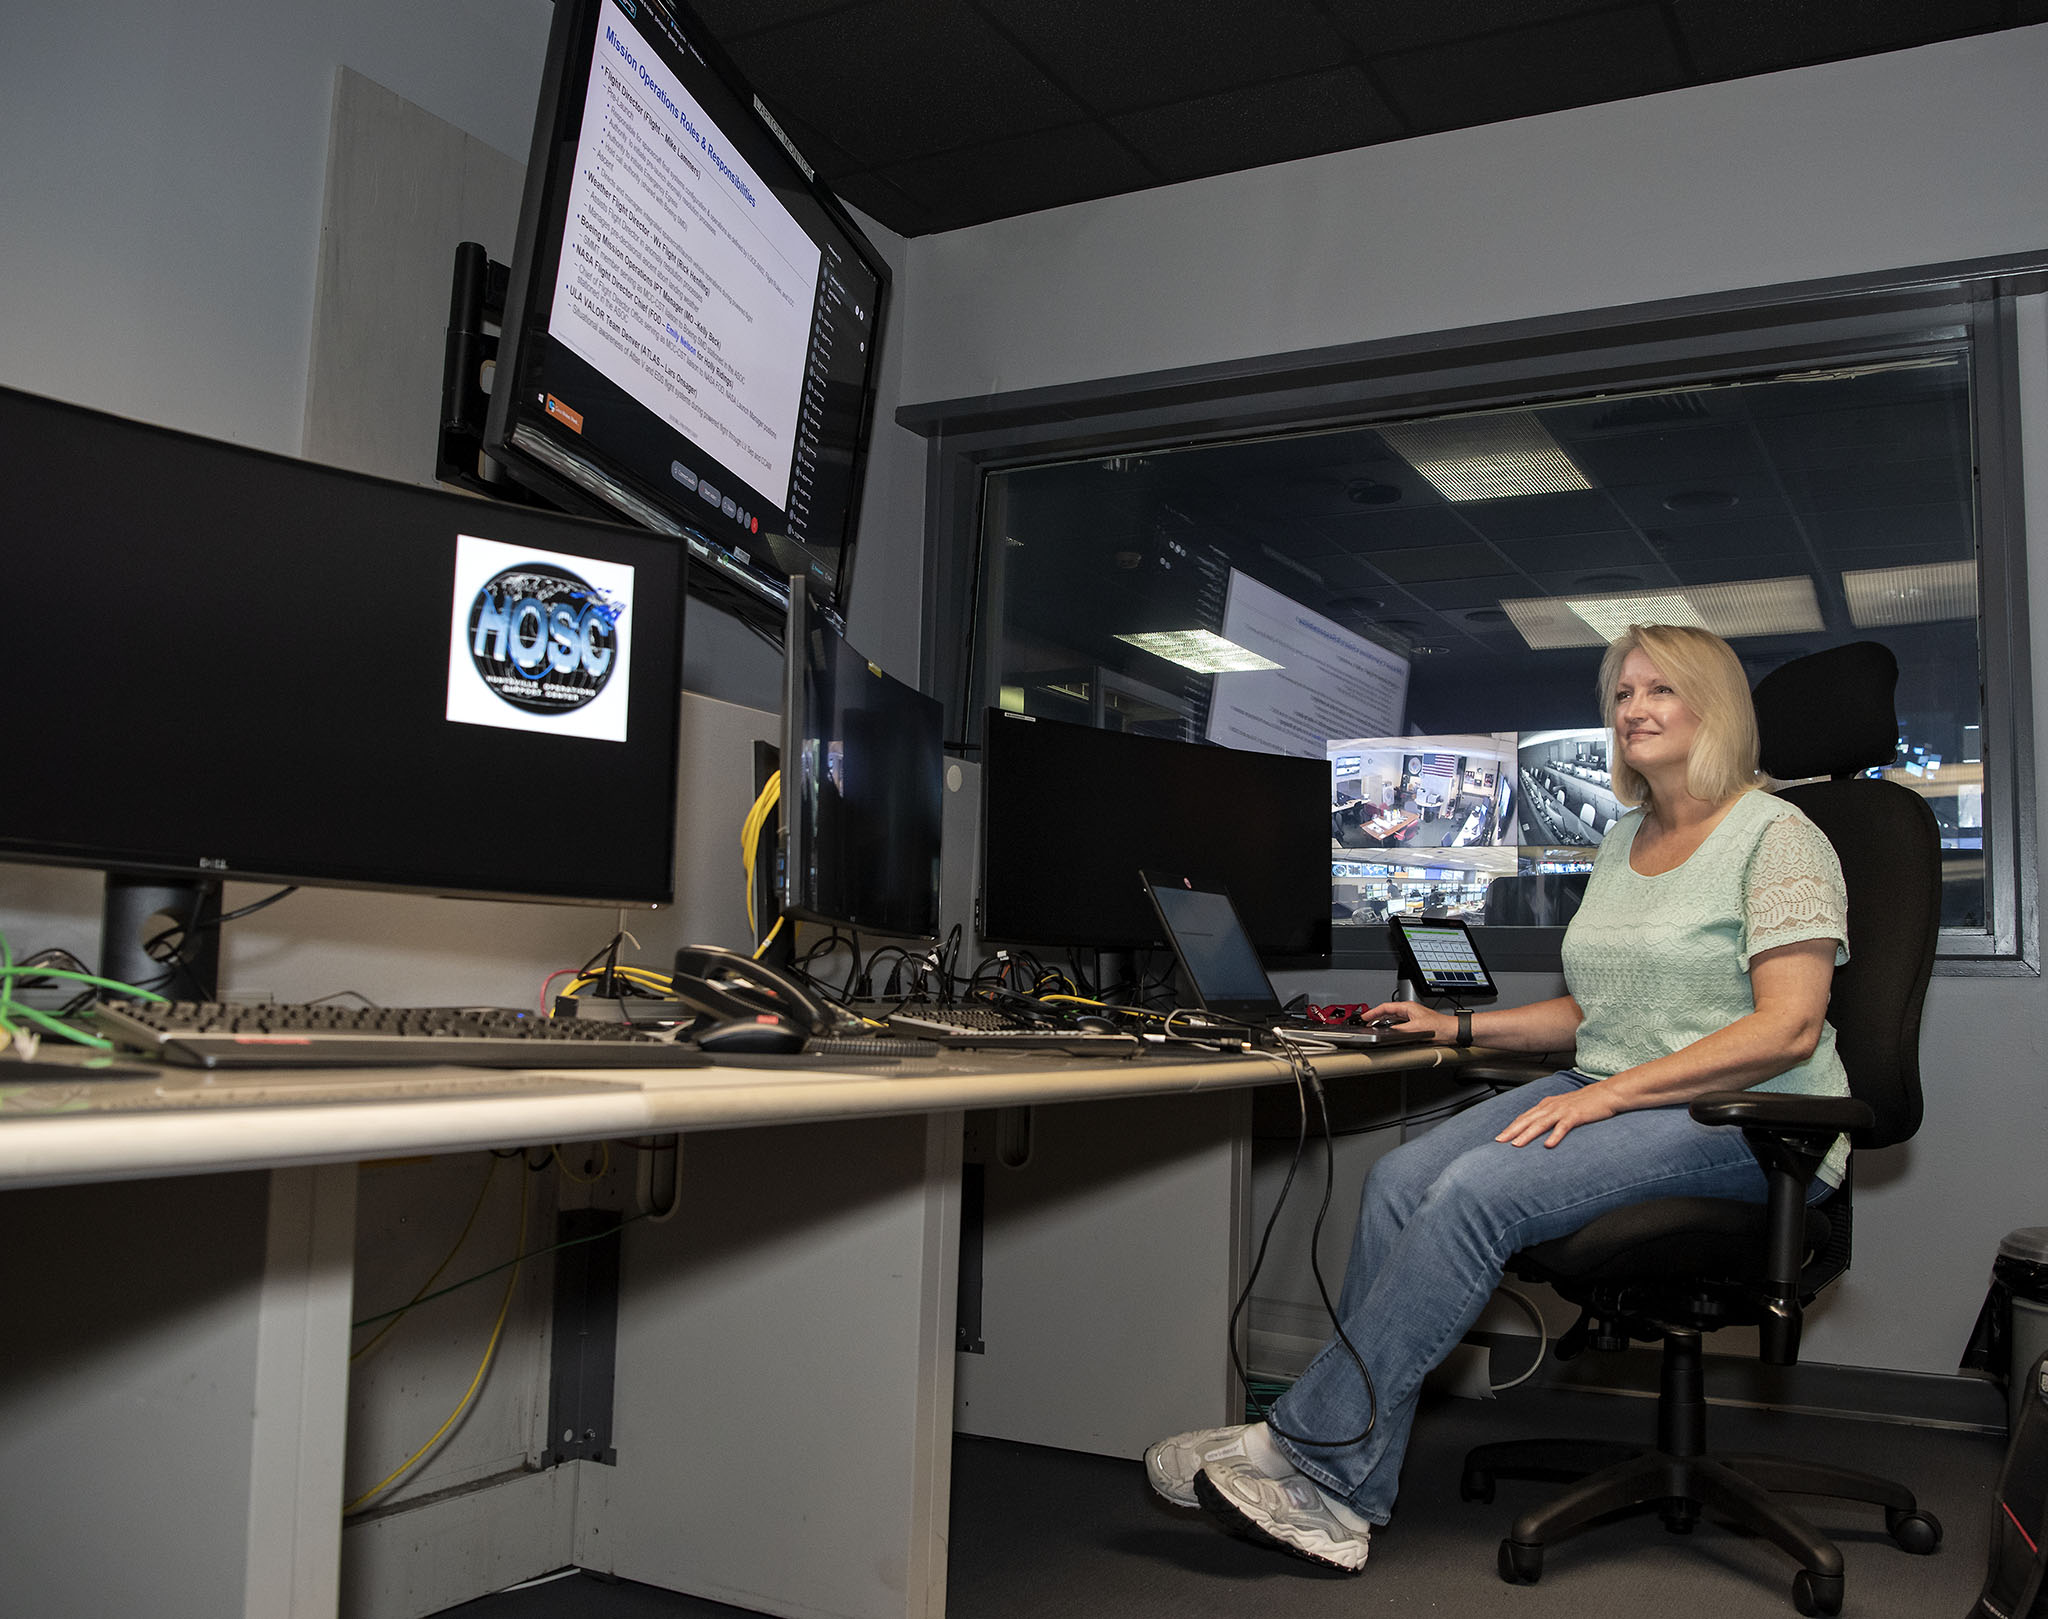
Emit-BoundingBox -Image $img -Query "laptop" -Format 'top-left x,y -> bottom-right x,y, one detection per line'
1140,871 -> 1439,1049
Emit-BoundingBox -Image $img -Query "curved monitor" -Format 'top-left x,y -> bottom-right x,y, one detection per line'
0,386 -> 685,908
485,0 -> 888,630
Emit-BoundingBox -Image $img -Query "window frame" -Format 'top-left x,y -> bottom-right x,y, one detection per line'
900,253 -> 2044,976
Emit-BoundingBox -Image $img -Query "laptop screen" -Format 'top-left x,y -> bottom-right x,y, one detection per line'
1144,875 -> 1283,1017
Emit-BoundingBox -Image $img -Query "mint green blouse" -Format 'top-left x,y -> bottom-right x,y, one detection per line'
1561,788 -> 1852,1187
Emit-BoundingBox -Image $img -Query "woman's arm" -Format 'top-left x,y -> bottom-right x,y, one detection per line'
1494,935 -> 1837,1148
1360,993 -> 1584,1053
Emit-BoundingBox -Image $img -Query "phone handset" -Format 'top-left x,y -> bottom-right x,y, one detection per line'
669,944 -> 858,1036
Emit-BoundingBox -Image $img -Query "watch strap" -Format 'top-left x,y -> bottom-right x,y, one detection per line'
1455,1009 -> 1473,1047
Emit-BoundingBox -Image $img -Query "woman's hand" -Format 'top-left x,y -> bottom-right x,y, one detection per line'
1496,1081 -> 1619,1149
1358,1000 -> 1456,1042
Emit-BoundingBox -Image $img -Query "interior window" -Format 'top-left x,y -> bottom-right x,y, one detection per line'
974,355 -> 1987,946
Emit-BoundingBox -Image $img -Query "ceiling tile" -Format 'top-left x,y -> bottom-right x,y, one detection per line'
827,170 -> 947,236
726,0 -> 1084,169
1367,542 -> 1510,583
1448,488 -> 1629,541
1668,0 -> 2005,80
975,0 -> 1355,116
1109,68 -> 1404,183
1325,0 -> 1620,58
686,0 -> 855,39
1372,5 -> 1687,133
1491,532 -> 1661,574
873,122 -> 1160,229
1403,576 -> 1531,610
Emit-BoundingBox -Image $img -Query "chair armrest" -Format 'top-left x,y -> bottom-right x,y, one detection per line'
1454,1051 -> 1575,1088
1688,1091 -> 1873,1135
1687,1091 -> 1867,1367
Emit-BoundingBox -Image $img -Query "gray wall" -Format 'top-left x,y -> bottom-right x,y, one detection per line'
893,27 -> 2048,1380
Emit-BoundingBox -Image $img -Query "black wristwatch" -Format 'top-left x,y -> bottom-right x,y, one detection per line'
1455,1010 -> 1473,1047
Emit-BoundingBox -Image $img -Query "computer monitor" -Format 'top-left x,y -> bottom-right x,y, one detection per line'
778,577 -> 942,940
0,386 -> 687,991
978,710 -> 1331,963
484,0 -> 888,631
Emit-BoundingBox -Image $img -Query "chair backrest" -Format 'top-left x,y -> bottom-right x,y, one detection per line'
1753,643 -> 1941,1150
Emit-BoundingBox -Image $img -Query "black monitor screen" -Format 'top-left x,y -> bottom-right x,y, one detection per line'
486,0 -> 887,627
0,387 -> 685,905
780,579 -> 942,939
979,711 -> 1332,962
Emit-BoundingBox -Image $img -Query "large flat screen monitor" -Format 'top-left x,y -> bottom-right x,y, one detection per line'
485,0 -> 888,630
780,577 -> 942,939
979,711 -> 1331,963
1,386 -> 686,918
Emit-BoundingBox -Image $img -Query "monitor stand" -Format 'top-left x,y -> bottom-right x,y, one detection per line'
101,875 -> 221,1002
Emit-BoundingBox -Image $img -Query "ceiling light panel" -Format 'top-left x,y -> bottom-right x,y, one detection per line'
1500,576 -> 1824,650
1843,560 -> 1977,627
1378,411 -> 1593,502
1114,630 -> 1282,673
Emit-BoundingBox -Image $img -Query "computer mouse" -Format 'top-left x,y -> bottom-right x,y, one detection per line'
693,1013 -> 808,1054
1359,1014 -> 1403,1029
1072,1014 -> 1121,1033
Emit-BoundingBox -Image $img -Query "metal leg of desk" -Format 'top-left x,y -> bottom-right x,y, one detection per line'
0,1164 -> 357,1619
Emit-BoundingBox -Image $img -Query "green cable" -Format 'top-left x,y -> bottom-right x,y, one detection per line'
0,931 -> 164,1054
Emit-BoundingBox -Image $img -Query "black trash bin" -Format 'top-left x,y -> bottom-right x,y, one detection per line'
1963,1227 -> 2048,1434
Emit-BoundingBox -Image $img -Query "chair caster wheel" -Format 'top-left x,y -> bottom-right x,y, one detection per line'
1460,1467 -> 1495,1504
1792,1569 -> 1843,1616
1498,1539 -> 1542,1584
1885,1507 -> 1941,1554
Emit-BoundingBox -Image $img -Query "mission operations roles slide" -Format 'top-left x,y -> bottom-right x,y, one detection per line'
550,0 -> 820,508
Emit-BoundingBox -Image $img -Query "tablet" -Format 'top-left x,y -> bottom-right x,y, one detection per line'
1388,915 -> 1499,1002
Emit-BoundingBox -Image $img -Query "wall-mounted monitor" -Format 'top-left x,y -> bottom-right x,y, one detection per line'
485,0 -> 888,630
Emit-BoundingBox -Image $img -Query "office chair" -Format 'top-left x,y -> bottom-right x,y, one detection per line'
1461,642 -> 1943,1617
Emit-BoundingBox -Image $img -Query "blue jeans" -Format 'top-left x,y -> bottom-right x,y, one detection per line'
1266,1071 -> 1792,1524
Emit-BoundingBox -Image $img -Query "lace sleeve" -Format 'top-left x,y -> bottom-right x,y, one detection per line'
1742,810 -> 1849,969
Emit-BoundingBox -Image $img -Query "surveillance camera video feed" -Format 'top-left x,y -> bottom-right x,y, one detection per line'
1328,734 -> 1523,929
1516,728 -> 1620,847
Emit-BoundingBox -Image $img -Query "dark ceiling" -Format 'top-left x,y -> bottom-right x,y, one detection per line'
684,0 -> 2048,237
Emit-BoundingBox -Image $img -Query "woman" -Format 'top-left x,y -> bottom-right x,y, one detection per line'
1145,624 -> 1853,1573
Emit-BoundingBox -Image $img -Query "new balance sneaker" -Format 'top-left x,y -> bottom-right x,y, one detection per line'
1194,1453 -> 1373,1573
1143,1424 -> 1256,1507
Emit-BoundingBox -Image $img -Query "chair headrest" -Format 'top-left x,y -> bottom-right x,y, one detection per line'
1752,642 -> 1899,781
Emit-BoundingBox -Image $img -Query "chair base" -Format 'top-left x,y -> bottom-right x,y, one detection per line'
1460,1332 -> 1941,1615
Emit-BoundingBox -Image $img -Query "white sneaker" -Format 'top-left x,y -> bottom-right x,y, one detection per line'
1195,1453 -> 1372,1573
1142,1424 -> 1256,1507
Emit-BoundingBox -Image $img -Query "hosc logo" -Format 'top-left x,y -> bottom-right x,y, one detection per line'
467,563 -> 623,714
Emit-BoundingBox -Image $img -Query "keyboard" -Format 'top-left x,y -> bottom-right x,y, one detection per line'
886,1005 -> 1140,1057
92,999 -> 708,1070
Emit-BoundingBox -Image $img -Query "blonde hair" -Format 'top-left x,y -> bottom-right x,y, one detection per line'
1599,624 -> 1761,809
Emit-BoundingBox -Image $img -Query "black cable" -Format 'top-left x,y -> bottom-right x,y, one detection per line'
1227,1050 -> 1379,1452
133,885 -> 301,992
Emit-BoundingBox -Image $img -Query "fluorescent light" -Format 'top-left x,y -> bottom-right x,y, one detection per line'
1843,560 -> 1977,627
1501,576 -> 1824,650
1114,630 -> 1282,673
1379,412 -> 1593,502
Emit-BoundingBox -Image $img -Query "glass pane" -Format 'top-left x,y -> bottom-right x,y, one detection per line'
977,352 -> 1985,941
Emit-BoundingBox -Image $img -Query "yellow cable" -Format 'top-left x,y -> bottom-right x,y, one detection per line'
741,771 -> 782,932
752,915 -> 785,960
1040,993 -> 1170,1022
349,1159 -> 500,1364
551,1140 -> 612,1184
343,1169 -> 530,1516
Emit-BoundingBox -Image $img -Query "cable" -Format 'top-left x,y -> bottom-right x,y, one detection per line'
1226,1049 -> 1379,1453
752,915 -> 785,961
349,1159 -> 500,1364
138,884 -> 299,990
344,1168 -> 530,1515
551,1140 -> 612,1184
740,771 -> 781,936
1488,1286 -> 1551,1392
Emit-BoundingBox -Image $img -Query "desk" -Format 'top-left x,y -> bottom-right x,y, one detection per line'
0,1042 -> 1469,1619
